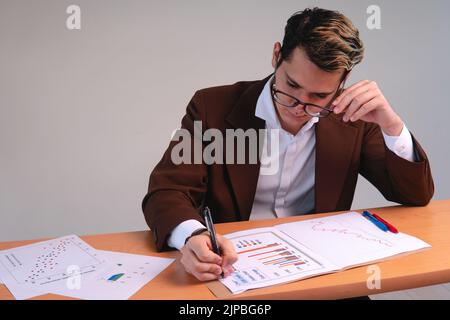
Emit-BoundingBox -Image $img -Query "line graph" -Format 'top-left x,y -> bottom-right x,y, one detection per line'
309,220 -> 394,248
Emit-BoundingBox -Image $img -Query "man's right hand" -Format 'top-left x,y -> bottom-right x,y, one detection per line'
180,231 -> 238,281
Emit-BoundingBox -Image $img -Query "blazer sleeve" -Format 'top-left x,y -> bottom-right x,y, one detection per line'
141,91 -> 208,252
359,122 -> 434,206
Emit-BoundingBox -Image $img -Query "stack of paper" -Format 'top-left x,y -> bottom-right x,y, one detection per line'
0,235 -> 174,300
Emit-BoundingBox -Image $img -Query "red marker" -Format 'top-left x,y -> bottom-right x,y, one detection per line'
372,214 -> 399,234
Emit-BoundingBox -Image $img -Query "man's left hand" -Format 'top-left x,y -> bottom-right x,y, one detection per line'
332,80 -> 404,136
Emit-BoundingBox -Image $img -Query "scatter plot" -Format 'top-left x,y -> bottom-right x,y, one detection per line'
0,235 -> 105,286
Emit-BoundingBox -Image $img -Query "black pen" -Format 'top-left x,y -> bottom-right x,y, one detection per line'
202,206 -> 224,278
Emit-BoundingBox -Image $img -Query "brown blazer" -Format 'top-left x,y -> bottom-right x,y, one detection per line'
142,74 -> 434,251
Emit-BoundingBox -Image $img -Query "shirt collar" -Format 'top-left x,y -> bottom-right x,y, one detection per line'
255,75 -> 319,136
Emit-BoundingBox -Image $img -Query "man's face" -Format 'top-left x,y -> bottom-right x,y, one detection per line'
271,44 -> 345,132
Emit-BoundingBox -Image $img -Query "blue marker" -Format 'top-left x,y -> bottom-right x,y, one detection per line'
107,273 -> 125,281
362,211 -> 389,232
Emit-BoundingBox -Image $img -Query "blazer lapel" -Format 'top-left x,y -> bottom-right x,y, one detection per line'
315,115 -> 358,213
224,75 -> 271,221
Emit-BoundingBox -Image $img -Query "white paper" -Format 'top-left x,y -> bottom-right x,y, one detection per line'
275,212 -> 431,269
47,250 -> 174,300
0,235 -> 108,300
220,227 -> 337,294
0,235 -> 175,300
219,212 -> 431,294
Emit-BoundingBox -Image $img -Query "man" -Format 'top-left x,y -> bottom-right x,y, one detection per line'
141,8 -> 434,282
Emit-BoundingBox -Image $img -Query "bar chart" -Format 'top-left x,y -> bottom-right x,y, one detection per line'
226,231 -> 324,287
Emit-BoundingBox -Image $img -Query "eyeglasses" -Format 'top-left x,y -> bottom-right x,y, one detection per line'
270,72 -> 348,118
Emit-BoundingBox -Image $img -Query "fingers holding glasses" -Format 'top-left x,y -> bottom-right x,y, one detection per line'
331,79 -> 404,136
332,80 -> 374,116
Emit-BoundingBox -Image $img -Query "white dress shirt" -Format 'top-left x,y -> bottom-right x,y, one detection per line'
167,76 -> 416,250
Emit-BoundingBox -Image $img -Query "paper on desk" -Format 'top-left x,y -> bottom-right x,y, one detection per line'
0,236 -> 175,300
0,235 -> 109,300
275,212 -> 432,269
211,212 -> 431,296
46,250 -> 174,300
218,227 -> 337,294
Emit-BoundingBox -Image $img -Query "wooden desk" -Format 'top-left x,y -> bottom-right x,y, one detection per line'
1,200 -> 450,300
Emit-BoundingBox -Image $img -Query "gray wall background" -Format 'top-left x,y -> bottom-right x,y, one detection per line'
1,0 -> 449,242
